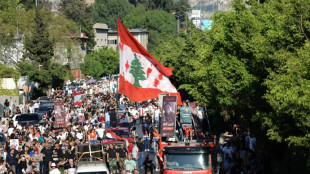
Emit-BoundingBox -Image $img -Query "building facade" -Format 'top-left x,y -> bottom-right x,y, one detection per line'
93,23 -> 148,51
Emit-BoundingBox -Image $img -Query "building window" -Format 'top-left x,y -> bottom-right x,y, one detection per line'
108,39 -> 117,45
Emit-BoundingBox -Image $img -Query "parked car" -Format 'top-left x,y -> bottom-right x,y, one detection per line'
37,105 -> 52,118
102,131 -> 127,146
38,96 -> 51,102
12,113 -> 45,127
105,127 -> 134,143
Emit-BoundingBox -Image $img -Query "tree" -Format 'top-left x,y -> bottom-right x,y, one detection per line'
129,54 -> 147,87
0,63 -> 20,81
154,0 -> 310,172
81,47 -> 119,79
123,7 -> 177,51
21,9 -> 67,92
129,0 -> 174,12
58,0 -> 88,23
173,0 -> 190,22
91,0 -> 134,30
58,0 -> 96,50
19,0 -> 51,10
23,8 -> 54,69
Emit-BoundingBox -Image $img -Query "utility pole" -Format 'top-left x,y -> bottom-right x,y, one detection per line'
177,16 -> 180,34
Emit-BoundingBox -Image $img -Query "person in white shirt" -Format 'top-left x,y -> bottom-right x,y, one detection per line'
132,143 -> 139,161
7,127 -> 14,137
84,122 -> 89,132
49,163 -> 61,174
76,130 -> 83,140
96,124 -> 105,140
154,107 -> 160,126
38,125 -> 45,134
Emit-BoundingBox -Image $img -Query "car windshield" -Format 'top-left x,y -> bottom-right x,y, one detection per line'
164,153 -> 210,170
37,106 -> 50,112
77,172 -> 107,174
112,130 -> 131,138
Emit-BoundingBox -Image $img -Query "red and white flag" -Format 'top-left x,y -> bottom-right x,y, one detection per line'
73,91 -> 85,106
118,19 -> 181,104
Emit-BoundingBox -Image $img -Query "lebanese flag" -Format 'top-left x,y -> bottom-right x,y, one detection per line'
73,91 -> 85,106
118,19 -> 181,104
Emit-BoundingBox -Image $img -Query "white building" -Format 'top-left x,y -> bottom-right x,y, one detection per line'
93,23 -> 148,51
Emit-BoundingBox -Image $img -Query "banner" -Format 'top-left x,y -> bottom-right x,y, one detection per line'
54,101 -> 66,128
158,93 -> 167,108
180,107 -> 192,124
161,96 -> 177,137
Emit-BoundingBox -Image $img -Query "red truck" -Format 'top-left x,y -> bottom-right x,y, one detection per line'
158,141 -> 213,174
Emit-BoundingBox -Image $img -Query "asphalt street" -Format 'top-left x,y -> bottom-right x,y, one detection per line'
135,121 -> 160,174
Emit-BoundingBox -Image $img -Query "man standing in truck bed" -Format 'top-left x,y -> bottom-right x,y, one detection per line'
107,144 -> 119,174
118,144 -> 127,173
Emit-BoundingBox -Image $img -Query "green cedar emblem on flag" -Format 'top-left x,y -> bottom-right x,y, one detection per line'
129,54 -> 147,87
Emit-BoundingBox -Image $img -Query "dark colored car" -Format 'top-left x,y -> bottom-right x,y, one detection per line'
13,113 -> 45,126
38,96 -> 51,102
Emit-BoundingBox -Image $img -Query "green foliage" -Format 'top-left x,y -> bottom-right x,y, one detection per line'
173,0 -> 190,22
67,71 -> 75,82
81,47 -> 118,79
58,0 -> 96,50
123,7 -> 177,50
0,63 -> 20,83
154,0 -> 310,172
263,43 -> 310,147
91,0 -> 134,30
0,2 -> 33,47
128,0 -> 174,12
0,89 -> 19,96
58,0 -> 88,23
23,9 -> 54,69
130,54 -> 147,87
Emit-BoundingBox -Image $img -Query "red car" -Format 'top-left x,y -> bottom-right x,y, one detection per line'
101,127 -> 134,147
105,127 -> 134,143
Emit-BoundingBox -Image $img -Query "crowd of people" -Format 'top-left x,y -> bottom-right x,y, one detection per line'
1,79 -> 162,174
1,77 -> 268,174
213,124 -> 271,174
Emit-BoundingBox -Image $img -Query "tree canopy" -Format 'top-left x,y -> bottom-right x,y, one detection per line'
81,47 -> 119,79
91,0 -> 134,30
58,0 -> 96,50
23,9 -> 54,69
123,6 -> 177,51
153,0 -> 310,172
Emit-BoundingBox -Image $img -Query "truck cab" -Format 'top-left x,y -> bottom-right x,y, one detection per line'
75,143 -> 109,174
160,142 -> 212,174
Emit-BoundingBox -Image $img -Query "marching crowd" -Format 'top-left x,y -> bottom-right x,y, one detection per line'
0,78 -> 268,174
1,79 -> 162,174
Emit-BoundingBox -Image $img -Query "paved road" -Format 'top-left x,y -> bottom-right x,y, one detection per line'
135,120 -> 160,174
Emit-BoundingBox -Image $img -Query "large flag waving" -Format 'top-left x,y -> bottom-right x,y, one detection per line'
118,19 -> 181,104
73,91 -> 85,106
